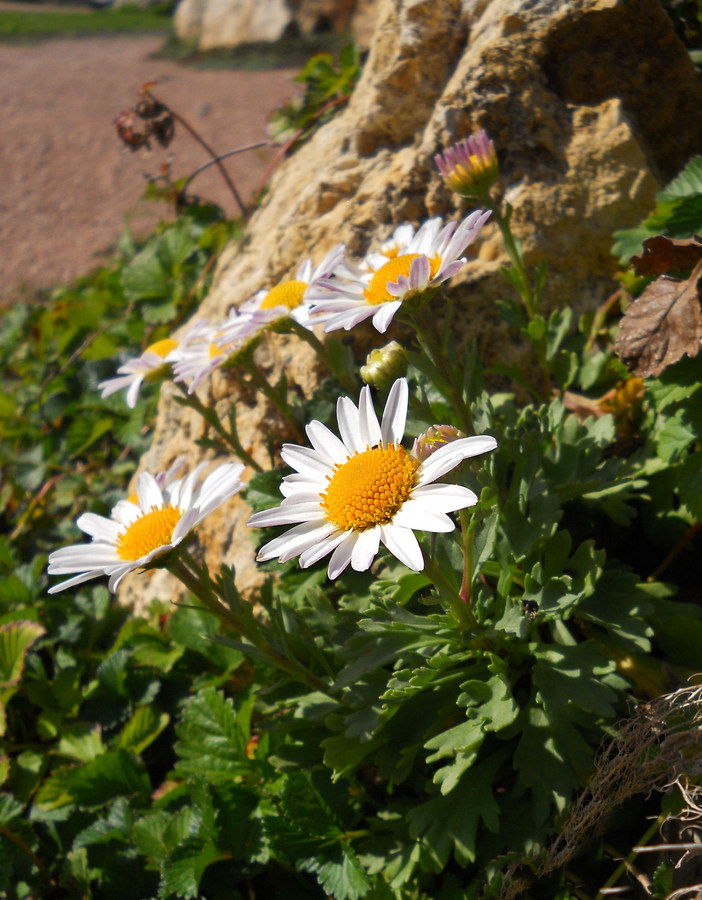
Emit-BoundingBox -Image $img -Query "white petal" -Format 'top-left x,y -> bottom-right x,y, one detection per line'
327,531 -> 358,579
136,472 -> 164,511
48,570 -> 104,594
76,513 -> 121,542
351,527 -> 381,572
107,564 -> 138,592
358,384 -> 381,448
337,395 -> 364,454
380,378 -> 408,445
391,503 -> 456,533
281,444 -> 333,477
371,301 -> 402,332
416,435 -> 497,484
408,255 -> 431,289
98,374 -> 135,399
305,420 -> 348,465
298,530 -> 348,568
257,520 -> 338,563
247,501 -> 323,527
126,375 -> 145,409
379,524 -> 424,571
409,482 -> 478,511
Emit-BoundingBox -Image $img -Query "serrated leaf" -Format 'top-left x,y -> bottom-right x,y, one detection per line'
300,844 -> 371,900
160,837 -> 221,899
116,705 -> 169,755
34,749 -> 150,811
174,687 -> 251,780
659,155 -> 702,200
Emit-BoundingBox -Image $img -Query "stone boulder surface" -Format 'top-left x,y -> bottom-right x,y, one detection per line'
124,0 -> 702,612
174,0 -> 379,51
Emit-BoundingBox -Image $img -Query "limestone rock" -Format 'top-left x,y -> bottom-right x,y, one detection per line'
174,0 -> 379,51
124,0 -> 702,612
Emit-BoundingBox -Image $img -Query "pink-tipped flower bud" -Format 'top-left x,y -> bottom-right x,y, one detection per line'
435,129 -> 499,201
360,341 -> 407,389
412,424 -> 466,462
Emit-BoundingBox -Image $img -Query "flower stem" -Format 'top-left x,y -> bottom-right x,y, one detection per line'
239,358 -> 305,441
459,508 -> 474,606
168,555 -> 337,698
422,552 -> 478,631
489,202 -> 552,399
175,384 -> 262,472
287,320 -> 357,393
407,307 -> 474,434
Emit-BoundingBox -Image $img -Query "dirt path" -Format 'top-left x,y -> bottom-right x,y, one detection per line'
0,35 -> 298,305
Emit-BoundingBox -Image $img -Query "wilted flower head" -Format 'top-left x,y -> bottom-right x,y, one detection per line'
435,130 -> 499,201
360,341 -> 407,389
115,83 -> 175,152
412,424 -> 466,463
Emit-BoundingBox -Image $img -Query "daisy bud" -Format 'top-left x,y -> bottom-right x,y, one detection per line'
412,424 -> 466,463
360,341 -> 407,389
435,129 -> 499,202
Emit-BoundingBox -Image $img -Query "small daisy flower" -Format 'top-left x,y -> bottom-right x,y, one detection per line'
215,244 -> 346,346
435,130 -> 499,200
306,210 -> 491,334
171,320 -> 252,394
47,461 -> 245,594
98,338 -> 179,408
247,378 -> 497,579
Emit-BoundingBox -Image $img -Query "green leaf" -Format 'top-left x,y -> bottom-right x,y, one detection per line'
407,753 -> 503,867
122,244 -> 169,301
658,155 -> 702,200
533,643 -> 619,717
175,687 -> 251,781
116,705 -> 169,755
0,620 -> 45,688
34,749 -> 150,811
300,844 -> 371,900
160,837 -> 221,899
57,724 -> 105,762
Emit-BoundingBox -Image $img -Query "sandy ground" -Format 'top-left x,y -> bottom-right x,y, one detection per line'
0,35 -> 299,305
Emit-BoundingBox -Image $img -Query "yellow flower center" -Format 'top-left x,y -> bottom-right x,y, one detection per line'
364,254 -> 441,305
321,443 -> 418,531
145,338 -> 178,358
116,505 -> 182,561
259,280 -> 307,311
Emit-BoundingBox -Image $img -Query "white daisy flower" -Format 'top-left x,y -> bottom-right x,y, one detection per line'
98,337 -> 180,408
47,461 -> 245,594
215,244 -> 346,346
247,378 -> 497,579
306,210 -> 491,335
171,320 -> 250,394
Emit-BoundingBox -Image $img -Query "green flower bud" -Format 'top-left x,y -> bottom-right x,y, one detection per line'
360,341 -> 407,389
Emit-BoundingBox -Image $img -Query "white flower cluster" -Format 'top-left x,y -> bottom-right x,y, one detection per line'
97,211 -> 489,405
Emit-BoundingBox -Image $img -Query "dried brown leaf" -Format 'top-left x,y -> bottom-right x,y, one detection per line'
613,258 -> 702,377
631,235 -> 702,276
